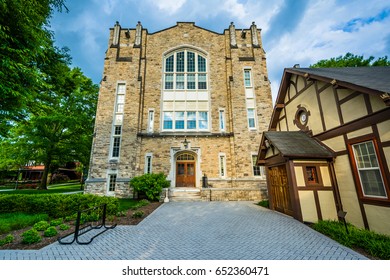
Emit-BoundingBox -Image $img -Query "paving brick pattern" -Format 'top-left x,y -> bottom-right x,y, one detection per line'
0,202 -> 367,260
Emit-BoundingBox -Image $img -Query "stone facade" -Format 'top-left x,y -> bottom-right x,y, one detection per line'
85,21 -> 273,201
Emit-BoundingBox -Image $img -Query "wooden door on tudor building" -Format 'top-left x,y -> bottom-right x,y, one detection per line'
268,165 -> 294,216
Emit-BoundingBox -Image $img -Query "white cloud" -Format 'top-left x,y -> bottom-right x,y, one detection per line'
263,0 -> 390,103
222,0 -> 247,20
148,0 -> 187,15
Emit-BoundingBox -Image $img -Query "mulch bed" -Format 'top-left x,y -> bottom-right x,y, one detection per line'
0,202 -> 162,250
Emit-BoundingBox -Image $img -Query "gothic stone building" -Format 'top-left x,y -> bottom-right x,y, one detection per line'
85,21 -> 273,201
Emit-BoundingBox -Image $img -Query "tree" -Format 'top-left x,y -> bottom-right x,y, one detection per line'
0,53 -> 98,189
0,0 -> 67,137
310,52 -> 390,68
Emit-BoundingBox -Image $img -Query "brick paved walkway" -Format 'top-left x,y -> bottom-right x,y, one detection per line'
0,202 -> 367,260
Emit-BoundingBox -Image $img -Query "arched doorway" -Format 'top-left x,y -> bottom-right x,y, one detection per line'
176,153 -> 196,188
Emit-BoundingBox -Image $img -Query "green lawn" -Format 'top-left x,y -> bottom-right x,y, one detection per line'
312,220 -> 390,260
0,182 -> 82,194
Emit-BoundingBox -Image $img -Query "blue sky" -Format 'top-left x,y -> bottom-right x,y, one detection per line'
50,0 -> 390,103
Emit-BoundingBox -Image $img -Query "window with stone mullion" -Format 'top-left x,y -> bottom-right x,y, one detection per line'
164,50 -> 207,90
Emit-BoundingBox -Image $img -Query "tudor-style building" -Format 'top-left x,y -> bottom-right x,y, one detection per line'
85,21 -> 273,201
258,66 -> 390,235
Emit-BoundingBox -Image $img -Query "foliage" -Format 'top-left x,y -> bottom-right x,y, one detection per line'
130,173 -> 170,201
118,198 -> 150,211
5,183 -> 81,194
0,65 -> 99,189
50,218 -> 63,226
0,212 -> 48,234
310,52 -> 390,68
312,220 -> 390,259
132,210 -> 144,219
0,234 -> 14,246
0,193 -> 119,218
43,226 -> 58,237
21,229 -> 41,244
0,0 -> 68,137
257,200 -> 269,208
59,224 -> 70,231
33,221 -> 50,231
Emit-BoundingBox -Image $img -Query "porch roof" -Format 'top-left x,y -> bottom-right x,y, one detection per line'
263,131 -> 334,159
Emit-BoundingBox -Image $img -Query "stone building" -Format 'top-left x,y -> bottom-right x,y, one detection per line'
85,21 -> 273,201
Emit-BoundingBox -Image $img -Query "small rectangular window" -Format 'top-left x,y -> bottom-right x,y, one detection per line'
108,174 -> 117,192
244,69 -> 252,87
219,109 -> 225,131
111,124 -> 122,158
148,110 -> 154,133
247,109 -> 256,129
145,154 -> 153,174
352,141 -> 386,198
306,166 -> 318,184
252,155 -> 262,176
112,137 -> 121,158
219,154 -> 226,178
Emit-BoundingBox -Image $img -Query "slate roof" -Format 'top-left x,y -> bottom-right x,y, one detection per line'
264,131 -> 334,159
287,66 -> 390,94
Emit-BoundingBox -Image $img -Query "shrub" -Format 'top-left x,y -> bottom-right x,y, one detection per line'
116,211 -> 127,217
33,221 -> 50,231
44,226 -> 58,237
132,210 -> 144,218
0,193 -> 119,218
59,224 -> 70,231
21,229 -> 41,244
130,173 -> 170,201
50,218 -> 63,226
51,173 -> 70,184
0,234 -> 14,246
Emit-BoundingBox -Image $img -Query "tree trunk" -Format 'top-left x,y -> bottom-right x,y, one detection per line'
39,162 -> 51,190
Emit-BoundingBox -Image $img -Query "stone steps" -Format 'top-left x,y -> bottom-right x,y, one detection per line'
168,188 -> 202,202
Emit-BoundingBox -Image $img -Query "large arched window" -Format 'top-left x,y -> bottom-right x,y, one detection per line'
161,48 -> 209,132
164,50 -> 207,90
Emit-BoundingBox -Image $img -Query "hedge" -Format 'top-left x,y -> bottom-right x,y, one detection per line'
0,194 -> 119,218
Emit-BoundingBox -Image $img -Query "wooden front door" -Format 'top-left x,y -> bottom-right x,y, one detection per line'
268,165 -> 294,216
176,162 -> 195,188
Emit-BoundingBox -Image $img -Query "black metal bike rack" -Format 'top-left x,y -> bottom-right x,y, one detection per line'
58,204 -> 117,245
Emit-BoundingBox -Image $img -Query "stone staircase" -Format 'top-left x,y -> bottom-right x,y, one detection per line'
168,188 -> 202,202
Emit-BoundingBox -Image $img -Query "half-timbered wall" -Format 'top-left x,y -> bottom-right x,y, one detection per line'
274,74 -> 390,235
